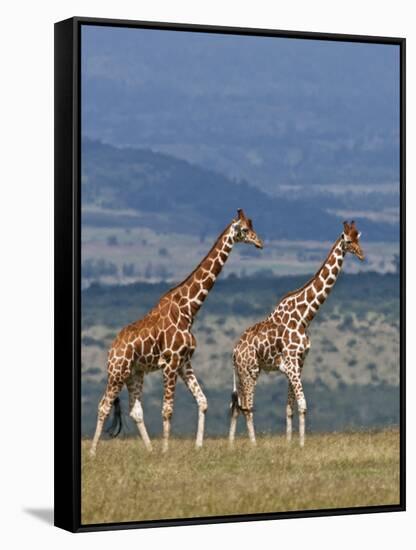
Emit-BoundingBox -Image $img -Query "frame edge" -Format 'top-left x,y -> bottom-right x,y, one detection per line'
54,17 -> 81,533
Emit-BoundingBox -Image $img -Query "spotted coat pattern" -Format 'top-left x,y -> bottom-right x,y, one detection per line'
229,221 -> 364,447
90,209 -> 263,455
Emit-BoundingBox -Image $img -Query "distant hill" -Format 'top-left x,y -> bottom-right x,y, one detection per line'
82,27 -> 400,192
82,139 -> 398,242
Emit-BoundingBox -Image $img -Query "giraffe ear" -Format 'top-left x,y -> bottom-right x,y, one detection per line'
357,231 -> 362,239
232,220 -> 241,231
237,208 -> 246,221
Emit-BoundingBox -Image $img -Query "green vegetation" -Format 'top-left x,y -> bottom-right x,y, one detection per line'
81,271 -> 400,437
81,429 -> 400,525
82,271 -> 400,329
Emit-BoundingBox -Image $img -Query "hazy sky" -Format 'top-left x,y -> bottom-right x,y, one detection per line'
81,25 -> 400,191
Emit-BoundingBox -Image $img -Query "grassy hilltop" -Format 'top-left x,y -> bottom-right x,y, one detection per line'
81,429 -> 400,525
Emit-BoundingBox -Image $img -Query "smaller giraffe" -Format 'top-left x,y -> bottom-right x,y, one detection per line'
229,221 -> 365,447
90,209 -> 263,456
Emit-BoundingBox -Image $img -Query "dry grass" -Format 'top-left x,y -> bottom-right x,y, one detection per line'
81,429 -> 400,525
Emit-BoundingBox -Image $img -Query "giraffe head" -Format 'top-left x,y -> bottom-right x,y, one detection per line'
232,209 -> 264,249
342,220 -> 365,261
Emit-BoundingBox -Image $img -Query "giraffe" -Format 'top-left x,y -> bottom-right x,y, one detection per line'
90,209 -> 263,456
229,221 -> 364,447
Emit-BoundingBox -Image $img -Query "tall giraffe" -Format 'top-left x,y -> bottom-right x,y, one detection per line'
90,209 -> 263,456
229,221 -> 364,447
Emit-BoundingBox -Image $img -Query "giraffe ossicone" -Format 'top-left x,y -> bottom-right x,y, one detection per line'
229,220 -> 365,448
90,208 -> 263,456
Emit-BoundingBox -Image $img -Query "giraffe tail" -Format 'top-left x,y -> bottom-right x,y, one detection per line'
229,366 -> 240,416
230,391 -> 239,416
106,397 -> 123,438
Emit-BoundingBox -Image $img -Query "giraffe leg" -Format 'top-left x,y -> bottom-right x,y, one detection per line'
229,365 -> 241,446
239,370 -> 258,445
229,405 -> 239,446
90,375 -> 124,457
161,355 -> 180,453
286,381 -> 296,442
179,362 -> 208,449
244,411 -> 256,445
285,360 -> 307,447
126,370 -> 152,452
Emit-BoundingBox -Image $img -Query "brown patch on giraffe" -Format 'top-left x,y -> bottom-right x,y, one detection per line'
306,287 -> 315,302
164,327 -> 176,347
321,266 -> 330,279
192,267 -> 205,282
190,301 -> 200,315
291,332 -> 300,344
327,277 -> 335,285
212,258 -> 223,274
313,279 -> 323,293
169,302 -> 180,323
201,258 -> 213,272
298,303 -> 307,316
159,331 -> 167,349
328,255 -> 337,266
305,310 -> 314,323
317,293 -> 326,304
269,329 -> 277,339
298,290 -> 306,303
171,332 -> 184,351
178,297 -> 188,308
291,311 -> 301,322
189,281 -> 200,297
159,317 -> 169,330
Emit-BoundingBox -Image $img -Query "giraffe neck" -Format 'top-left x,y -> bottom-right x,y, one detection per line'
171,224 -> 235,319
272,237 -> 345,327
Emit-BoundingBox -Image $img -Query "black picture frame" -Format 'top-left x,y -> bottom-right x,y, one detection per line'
54,16 -> 406,533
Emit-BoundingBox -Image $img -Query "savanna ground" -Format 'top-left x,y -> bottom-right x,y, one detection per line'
81,429 -> 400,525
